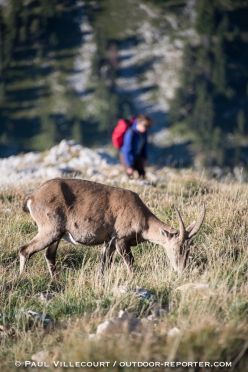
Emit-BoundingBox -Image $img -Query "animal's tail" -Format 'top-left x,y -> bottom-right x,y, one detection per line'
22,197 -> 31,213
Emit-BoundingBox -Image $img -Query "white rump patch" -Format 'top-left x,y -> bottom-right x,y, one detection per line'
62,232 -> 80,246
27,199 -> 32,211
27,199 -> 35,220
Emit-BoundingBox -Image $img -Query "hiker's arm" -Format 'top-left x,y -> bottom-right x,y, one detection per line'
122,129 -> 135,167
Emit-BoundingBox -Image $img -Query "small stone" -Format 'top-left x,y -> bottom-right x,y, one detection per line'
96,312 -> 145,335
147,314 -> 158,322
32,348 -> 59,362
22,310 -> 53,327
175,283 -> 213,296
135,287 -> 155,300
35,292 -> 54,303
32,351 -> 51,363
112,285 -> 129,296
118,310 -> 131,319
86,167 -> 99,177
109,168 -> 121,177
167,327 -> 180,337
88,334 -> 97,340
146,171 -> 158,183
147,307 -> 168,323
176,283 -> 209,291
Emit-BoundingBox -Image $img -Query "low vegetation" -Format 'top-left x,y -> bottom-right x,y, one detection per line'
0,169 -> 248,371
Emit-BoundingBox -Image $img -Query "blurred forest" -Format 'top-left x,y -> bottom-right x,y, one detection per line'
0,0 -> 248,172
168,0 -> 248,169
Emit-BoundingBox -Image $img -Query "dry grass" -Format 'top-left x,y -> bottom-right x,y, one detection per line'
0,170 -> 248,371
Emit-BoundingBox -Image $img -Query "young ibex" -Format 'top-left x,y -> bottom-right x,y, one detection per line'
19,178 -> 205,276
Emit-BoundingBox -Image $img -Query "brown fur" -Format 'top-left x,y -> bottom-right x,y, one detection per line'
19,178 -> 205,276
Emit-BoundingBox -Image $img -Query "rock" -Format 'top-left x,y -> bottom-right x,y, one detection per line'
96,311 -> 145,335
147,308 -> 168,322
112,285 -> 129,296
158,178 -> 166,183
35,292 -> 55,303
21,310 -> 53,327
175,283 -> 212,295
118,310 -> 129,318
86,167 -> 99,177
135,287 -> 155,301
167,327 -> 180,337
138,180 -> 152,186
120,175 -> 129,183
112,286 -> 156,301
33,166 -> 63,179
147,314 -> 158,322
32,348 -> 59,362
0,139 -> 117,186
91,173 -> 106,183
32,351 -> 51,363
146,171 -> 158,183
88,334 -> 97,340
109,168 -> 121,177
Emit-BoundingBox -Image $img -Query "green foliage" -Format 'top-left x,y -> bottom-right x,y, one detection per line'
169,0 -> 248,169
0,0 -> 89,154
0,0 -> 136,155
195,0 -> 218,36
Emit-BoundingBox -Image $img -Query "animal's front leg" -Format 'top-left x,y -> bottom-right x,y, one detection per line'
99,242 -> 108,276
115,239 -> 134,273
99,239 -> 116,276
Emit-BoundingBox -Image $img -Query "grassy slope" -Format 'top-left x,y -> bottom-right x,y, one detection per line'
0,170 -> 248,371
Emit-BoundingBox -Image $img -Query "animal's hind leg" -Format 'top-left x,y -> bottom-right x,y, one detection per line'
44,241 -> 60,277
105,241 -> 116,268
19,231 -> 61,275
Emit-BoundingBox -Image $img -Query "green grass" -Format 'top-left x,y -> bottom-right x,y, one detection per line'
0,171 -> 248,371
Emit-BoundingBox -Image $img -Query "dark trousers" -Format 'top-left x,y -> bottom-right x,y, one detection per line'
120,153 -> 146,178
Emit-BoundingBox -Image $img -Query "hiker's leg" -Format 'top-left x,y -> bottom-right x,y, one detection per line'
133,156 -> 146,178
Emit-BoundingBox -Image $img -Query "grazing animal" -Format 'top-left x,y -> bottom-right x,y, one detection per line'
19,178 -> 205,276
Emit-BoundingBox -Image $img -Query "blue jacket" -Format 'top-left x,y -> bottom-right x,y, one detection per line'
121,120 -> 148,167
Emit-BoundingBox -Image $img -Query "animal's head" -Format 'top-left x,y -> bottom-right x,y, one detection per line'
159,204 -> 205,273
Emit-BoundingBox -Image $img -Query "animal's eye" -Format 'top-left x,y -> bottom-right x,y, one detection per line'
174,233 -> 179,238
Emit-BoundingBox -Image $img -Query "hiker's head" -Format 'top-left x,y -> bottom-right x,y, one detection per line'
136,114 -> 154,133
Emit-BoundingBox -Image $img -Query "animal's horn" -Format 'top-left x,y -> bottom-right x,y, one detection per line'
188,203 -> 205,238
174,206 -> 186,243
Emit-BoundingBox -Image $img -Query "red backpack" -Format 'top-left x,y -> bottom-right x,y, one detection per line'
111,116 -> 136,149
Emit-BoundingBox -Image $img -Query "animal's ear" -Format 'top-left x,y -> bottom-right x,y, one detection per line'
186,221 -> 196,233
159,228 -> 170,239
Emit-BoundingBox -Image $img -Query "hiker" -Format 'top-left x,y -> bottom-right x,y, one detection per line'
120,114 -> 154,178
